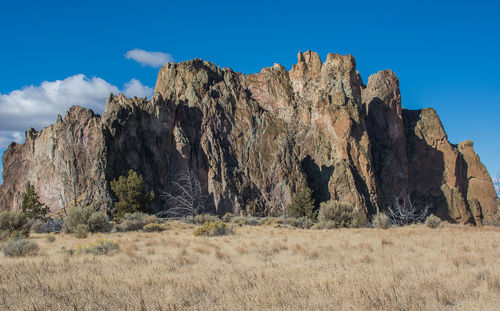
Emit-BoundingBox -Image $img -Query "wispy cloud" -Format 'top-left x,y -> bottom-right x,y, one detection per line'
0,75 -> 153,149
125,49 -> 173,67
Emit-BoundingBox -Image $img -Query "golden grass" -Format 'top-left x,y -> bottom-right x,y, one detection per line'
0,223 -> 499,310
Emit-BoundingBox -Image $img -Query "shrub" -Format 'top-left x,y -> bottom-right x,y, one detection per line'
78,239 -> 119,255
88,211 -> 112,233
63,206 -> 112,234
194,213 -> 220,224
2,238 -> 39,257
31,218 -> 63,234
110,170 -> 154,218
425,214 -> 442,228
311,220 -> 337,230
0,211 -> 30,239
231,216 -> 266,226
21,183 -> 50,220
62,206 -> 93,234
74,224 -> 89,239
293,216 -> 315,229
114,212 -> 154,232
317,200 -> 365,228
194,221 -> 232,237
46,234 -> 56,243
143,223 -> 166,232
287,186 -> 316,220
143,215 -> 161,224
372,212 -> 391,229
31,219 -> 50,233
222,212 -> 235,223
263,217 -> 277,226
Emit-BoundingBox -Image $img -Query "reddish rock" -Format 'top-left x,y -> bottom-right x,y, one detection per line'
0,52 -> 496,223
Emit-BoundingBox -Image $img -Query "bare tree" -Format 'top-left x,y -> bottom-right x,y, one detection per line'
160,168 -> 208,218
386,194 -> 429,225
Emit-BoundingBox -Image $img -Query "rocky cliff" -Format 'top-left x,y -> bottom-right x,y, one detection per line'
1,51 -> 497,223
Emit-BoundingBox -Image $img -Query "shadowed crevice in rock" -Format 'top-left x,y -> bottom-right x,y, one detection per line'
300,155 -> 333,209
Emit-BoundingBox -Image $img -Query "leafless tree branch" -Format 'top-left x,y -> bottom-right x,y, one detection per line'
159,168 -> 208,218
386,194 -> 429,225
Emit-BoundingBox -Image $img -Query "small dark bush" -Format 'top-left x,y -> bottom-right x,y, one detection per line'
110,170 -> 154,218
2,238 -> 39,257
287,186 -> 316,220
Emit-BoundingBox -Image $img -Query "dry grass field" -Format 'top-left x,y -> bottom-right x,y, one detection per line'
0,222 -> 499,310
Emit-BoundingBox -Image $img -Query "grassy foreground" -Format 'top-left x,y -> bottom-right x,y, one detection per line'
0,223 -> 499,310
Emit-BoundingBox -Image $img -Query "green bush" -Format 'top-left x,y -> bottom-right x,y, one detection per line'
2,238 -> 39,257
74,224 -> 89,239
317,200 -> 366,228
21,183 -> 50,220
193,213 -> 220,224
110,170 -> 154,218
287,186 -> 316,220
194,221 -> 232,236
143,223 -> 166,232
0,211 -> 30,240
88,211 -> 112,233
425,214 -> 442,228
222,212 -> 235,223
372,212 -> 391,229
78,239 -> 119,255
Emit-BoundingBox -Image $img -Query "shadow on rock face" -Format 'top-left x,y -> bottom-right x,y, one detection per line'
300,155 -> 333,209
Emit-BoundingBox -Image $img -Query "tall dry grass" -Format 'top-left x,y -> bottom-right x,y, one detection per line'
0,222 -> 499,310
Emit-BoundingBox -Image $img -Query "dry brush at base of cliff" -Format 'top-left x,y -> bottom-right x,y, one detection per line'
0,225 -> 499,310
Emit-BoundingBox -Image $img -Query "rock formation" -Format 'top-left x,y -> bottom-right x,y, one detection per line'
0,51 -> 497,223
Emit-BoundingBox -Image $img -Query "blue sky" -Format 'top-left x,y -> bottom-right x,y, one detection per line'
0,0 -> 499,186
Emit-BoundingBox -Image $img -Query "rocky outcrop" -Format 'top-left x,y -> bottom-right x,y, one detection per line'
0,51 -> 497,223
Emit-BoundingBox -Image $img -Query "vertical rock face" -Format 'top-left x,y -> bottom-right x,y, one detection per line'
0,51 -> 497,223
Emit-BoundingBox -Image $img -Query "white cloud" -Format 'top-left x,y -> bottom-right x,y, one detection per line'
494,176 -> 500,197
0,75 -> 153,149
123,79 -> 154,98
125,49 -> 173,67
